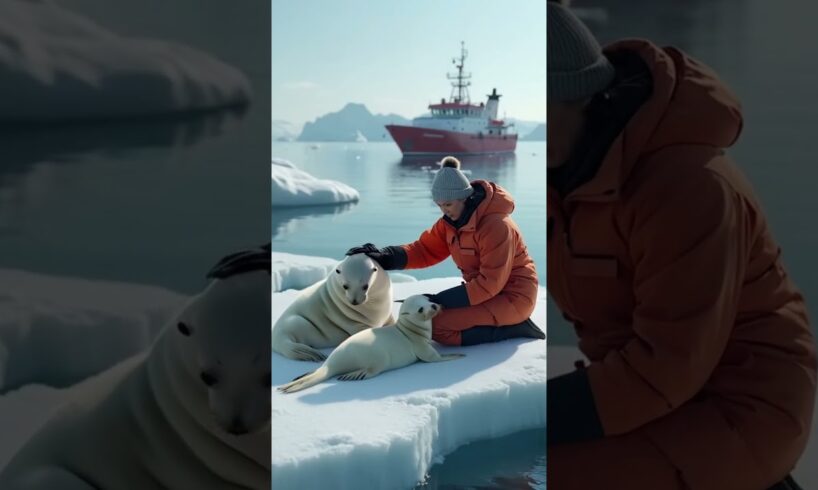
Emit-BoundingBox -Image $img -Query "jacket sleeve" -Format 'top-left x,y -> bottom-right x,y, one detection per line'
464,216 -> 516,305
587,171 -> 748,436
401,219 -> 451,270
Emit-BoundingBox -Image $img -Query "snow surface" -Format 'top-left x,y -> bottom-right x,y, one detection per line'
0,269 -> 186,393
0,0 -> 251,122
272,158 -> 360,207
272,252 -> 337,293
271,277 -> 547,490
549,345 -> 818,488
0,384 -> 66,469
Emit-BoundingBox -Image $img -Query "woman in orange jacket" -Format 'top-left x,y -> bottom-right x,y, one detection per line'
347,156 -> 544,347
547,3 -> 816,490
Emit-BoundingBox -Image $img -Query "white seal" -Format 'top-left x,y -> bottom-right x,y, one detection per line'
272,253 -> 393,362
0,270 -> 272,490
277,294 -> 465,393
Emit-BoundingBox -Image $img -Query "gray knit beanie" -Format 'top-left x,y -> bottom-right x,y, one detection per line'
548,2 -> 616,102
431,156 -> 473,202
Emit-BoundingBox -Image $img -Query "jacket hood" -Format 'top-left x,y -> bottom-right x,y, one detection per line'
463,180 -> 514,230
574,39 -> 744,198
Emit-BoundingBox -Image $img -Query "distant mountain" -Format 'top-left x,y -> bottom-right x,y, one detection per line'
522,123 -> 546,141
297,103 -> 411,142
507,118 -> 545,139
272,119 -> 299,142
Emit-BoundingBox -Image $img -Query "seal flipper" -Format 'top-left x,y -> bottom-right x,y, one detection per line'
291,371 -> 311,382
337,369 -> 377,381
414,343 -> 465,363
288,343 -> 327,362
278,366 -> 330,394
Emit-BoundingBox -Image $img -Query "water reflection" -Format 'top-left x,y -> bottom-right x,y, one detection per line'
0,106 -> 263,293
272,202 -> 356,240
0,108 -> 247,229
394,152 -> 517,190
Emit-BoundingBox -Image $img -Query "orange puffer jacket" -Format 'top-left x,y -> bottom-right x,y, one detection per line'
401,180 -> 538,323
548,39 -> 817,486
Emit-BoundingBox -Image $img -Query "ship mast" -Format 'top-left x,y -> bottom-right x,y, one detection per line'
447,41 -> 471,104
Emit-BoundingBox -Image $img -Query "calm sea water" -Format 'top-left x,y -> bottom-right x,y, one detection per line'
271,141 -> 547,282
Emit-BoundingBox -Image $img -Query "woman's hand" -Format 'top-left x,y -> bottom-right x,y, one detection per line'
345,243 -> 407,271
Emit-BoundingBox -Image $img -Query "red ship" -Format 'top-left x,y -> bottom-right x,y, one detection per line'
386,42 -> 517,155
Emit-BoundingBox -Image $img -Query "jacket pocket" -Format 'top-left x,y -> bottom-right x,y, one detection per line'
456,247 -> 480,272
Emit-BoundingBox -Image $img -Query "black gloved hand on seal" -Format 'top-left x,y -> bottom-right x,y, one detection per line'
345,243 -> 407,271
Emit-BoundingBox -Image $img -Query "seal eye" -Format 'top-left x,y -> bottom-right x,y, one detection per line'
335,269 -> 341,274
418,307 -> 424,314
343,285 -> 349,290
362,284 -> 368,291
177,322 -> 192,336
200,371 -> 218,387
262,372 -> 272,387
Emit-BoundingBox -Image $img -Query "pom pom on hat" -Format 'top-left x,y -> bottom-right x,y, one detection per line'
431,156 -> 473,202
440,156 -> 461,169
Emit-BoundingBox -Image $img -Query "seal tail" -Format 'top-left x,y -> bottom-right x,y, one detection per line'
277,366 -> 330,394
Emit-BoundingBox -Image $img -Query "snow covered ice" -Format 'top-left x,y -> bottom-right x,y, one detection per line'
0,0 -> 251,122
0,269 -> 186,393
272,158 -> 360,207
271,277 -> 547,490
272,252 -> 338,293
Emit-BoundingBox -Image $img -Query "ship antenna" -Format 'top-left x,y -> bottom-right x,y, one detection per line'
447,41 -> 471,104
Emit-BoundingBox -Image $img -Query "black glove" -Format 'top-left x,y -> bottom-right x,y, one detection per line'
345,243 -> 407,271
423,284 -> 470,309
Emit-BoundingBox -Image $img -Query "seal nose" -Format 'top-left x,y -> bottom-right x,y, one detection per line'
351,299 -> 359,306
431,304 -> 439,311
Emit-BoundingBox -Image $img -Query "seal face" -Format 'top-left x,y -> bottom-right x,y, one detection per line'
177,270 -> 272,436
277,295 -> 465,394
333,254 -> 379,306
0,247 -> 273,490
272,254 -> 394,362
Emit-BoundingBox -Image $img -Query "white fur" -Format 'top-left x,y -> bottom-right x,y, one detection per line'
272,254 -> 393,362
277,295 -> 464,393
0,271 -> 271,490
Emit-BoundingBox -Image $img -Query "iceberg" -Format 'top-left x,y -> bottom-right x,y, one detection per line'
272,158 -> 359,207
0,0 -> 251,122
271,277 -> 547,490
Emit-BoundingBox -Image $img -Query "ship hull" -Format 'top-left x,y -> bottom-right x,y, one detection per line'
385,125 -> 517,155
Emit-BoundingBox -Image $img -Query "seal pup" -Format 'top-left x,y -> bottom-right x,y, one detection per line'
277,294 -> 464,393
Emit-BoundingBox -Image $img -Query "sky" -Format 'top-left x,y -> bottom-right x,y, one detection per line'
272,0 -> 547,130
